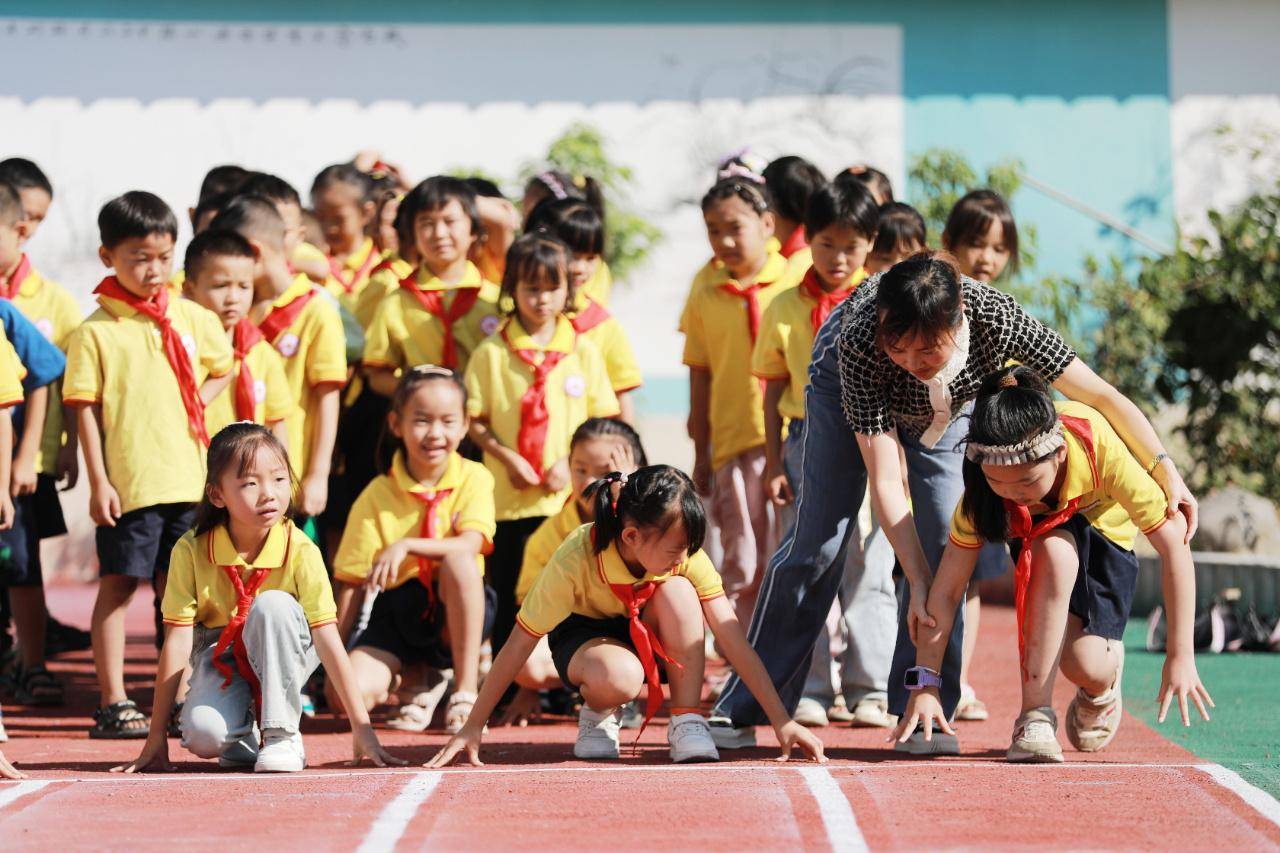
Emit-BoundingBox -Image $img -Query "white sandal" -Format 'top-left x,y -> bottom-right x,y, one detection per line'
445,691 -> 479,734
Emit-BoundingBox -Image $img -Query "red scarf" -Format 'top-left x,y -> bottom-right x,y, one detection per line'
1007,415 -> 1096,681
502,323 -> 570,481
801,267 -> 860,335
1,254 -> 31,299
719,280 -> 768,343
231,319 -> 264,422
779,226 -> 808,259
569,298 -> 611,335
397,272 -> 481,370
95,277 -> 209,447
258,287 -> 318,345
328,244 -> 378,295
409,487 -> 452,616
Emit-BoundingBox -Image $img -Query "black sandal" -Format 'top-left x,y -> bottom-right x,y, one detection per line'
14,665 -> 63,706
89,700 -> 151,739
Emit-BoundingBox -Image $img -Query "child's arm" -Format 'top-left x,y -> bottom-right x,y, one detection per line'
1147,514 -> 1214,726
199,371 -> 234,405
0,413 -> 13,530
76,404 -> 121,527
702,596 -> 826,762
762,379 -> 790,506
688,368 -> 712,495
112,624 -> 194,773
311,623 -> 406,767
427,627 -> 540,767
270,418 -> 289,451
365,366 -> 400,398
468,419 -> 540,489
368,531 -> 485,592
11,384 -> 47,497
57,401 -> 80,490
300,385 -> 340,516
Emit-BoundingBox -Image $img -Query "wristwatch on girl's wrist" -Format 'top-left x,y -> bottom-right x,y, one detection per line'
904,666 -> 943,691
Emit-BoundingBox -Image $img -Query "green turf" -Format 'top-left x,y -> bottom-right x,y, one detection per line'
1123,623 -> 1280,801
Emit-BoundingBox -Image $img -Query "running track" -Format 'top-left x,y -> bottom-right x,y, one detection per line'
2,587 -> 1277,851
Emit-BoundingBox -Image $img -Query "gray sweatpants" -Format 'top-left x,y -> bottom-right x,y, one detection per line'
181,590 -> 320,762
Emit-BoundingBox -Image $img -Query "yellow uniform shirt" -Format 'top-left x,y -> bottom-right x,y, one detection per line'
681,251 -> 800,470
582,261 -> 612,307
950,401 -> 1170,552
8,261 -> 82,474
751,268 -> 867,422
334,451 -> 496,589
0,337 -> 27,408
785,246 -> 813,279
204,337 -> 295,439
570,295 -> 642,393
353,255 -> 414,331
516,523 -> 724,638
516,498 -> 584,604
323,238 -> 380,318
464,316 -> 619,521
363,262 -> 502,375
263,275 -> 348,478
161,520 -> 337,629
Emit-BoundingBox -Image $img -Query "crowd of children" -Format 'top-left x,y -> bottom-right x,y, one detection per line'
0,147 -> 1211,779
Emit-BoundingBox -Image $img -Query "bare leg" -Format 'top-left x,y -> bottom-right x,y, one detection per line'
92,575 -> 139,706
327,646 -> 400,714
1059,616 -> 1119,698
567,638 -> 643,712
642,576 -> 705,712
10,586 -> 48,669
1019,530 -> 1078,714
437,552 -> 485,695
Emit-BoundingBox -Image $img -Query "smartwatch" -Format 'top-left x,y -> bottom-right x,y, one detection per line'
904,666 -> 943,691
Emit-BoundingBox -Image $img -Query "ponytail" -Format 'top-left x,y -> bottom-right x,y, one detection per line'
584,465 -> 706,556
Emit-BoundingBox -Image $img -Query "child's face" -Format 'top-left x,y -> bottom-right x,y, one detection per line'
514,272 -> 568,330
865,240 -> 924,276
0,220 -> 27,273
952,220 -> 1010,282
99,232 -> 175,299
275,201 -> 306,255
567,252 -> 601,294
809,223 -> 874,290
209,444 -> 292,533
703,196 -> 774,279
570,436 -> 628,518
186,255 -> 256,330
414,199 -> 475,271
389,381 -> 468,475
17,188 -> 51,240
880,325 -> 960,382
982,445 -> 1067,506
620,515 -> 691,576
313,183 -> 372,256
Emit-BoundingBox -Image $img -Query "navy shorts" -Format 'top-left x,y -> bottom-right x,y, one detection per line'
1008,514 -> 1139,641
33,473 -> 68,539
548,614 -> 668,690
357,579 -> 497,669
96,503 -> 195,580
0,492 -> 43,587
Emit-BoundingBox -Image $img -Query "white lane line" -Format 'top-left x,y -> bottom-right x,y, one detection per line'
798,767 -> 868,853
1199,764 -> 1280,833
356,771 -> 443,853
0,781 -> 52,812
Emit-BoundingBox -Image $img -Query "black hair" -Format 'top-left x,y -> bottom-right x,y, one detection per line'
871,202 -> 927,257
0,158 -> 52,198
960,366 -> 1060,543
464,177 -> 504,199
571,418 -> 648,467
400,176 -> 483,245
523,169 -> 604,224
194,423 -> 295,536
391,195 -> 416,263
839,165 -> 894,204
762,156 -> 827,225
197,165 -> 250,207
192,191 -> 233,234
500,232 -> 573,316
701,176 -> 769,215
239,172 -> 302,209
942,189 -> 1020,277
98,191 -> 178,250
585,465 -> 706,558
875,252 -> 965,350
803,180 -> 879,242
311,162 -> 375,205
184,229 -> 256,284
0,183 -> 21,227
376,365 -> 469,474
209,194 -> 287,248
525,197 -> 605,256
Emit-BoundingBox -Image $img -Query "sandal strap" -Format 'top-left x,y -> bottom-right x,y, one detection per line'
96,700 -> 146,723
447,691 -> 478,708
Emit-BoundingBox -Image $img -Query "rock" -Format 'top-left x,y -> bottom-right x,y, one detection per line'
1193,486 -> 1280,554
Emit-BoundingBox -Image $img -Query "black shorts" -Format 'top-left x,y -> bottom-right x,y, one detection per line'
33,473 -> 68,539
1008,514 -> 1139,641
0,491 -> 43,587
357,579 -> 497,669
548,614 -> 668,690
96,503 -> 195,580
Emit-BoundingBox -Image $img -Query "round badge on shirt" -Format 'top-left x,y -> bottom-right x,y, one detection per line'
277,333 -> 300,358
35,318 -> 54,341
253,379 -> 267,403
564,375 -> 586,398
480,315 -> 500,336
181,334 -> 197,359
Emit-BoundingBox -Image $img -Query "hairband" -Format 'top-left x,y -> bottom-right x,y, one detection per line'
716,147 -> 768,176
407,364 -> 455,378
599,471 -> 628,512
717,162 -> 767,186
537,170 -> 568,201
965,422 -> 1065,466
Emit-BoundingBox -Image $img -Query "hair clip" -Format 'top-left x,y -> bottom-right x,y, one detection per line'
572,174 -> 587,189
408,364 -> 455,378
718,163 -> 766,186
998,373 -> 1019,390
537,170 -> 568,200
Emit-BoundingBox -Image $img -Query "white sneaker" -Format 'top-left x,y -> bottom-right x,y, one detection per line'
793,697 -> 830,728
1007,707 -> 1063,763
851,697 -> 895,729
254,729 -> 306,773
708,716 -> 757,749
1067,643 -> 1124,753
668,713 -> 720,763
218,731 -> 260,769
574,707 -> 621,760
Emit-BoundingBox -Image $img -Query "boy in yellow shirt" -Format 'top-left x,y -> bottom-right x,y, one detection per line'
64,191 -> 234,738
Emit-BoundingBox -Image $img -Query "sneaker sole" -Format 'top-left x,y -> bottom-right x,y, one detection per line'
573,745 -> 621,760
670,749 -> 720,764
1006,745 -> 1065,763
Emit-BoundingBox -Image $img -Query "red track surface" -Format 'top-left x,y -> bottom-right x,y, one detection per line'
2,584 -> 1278,851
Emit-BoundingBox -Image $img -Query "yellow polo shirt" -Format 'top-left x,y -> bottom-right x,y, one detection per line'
204,337 -> 295,439
363,262 -> 502,375
752,267 -> 867,422
464,316 -> 619,520
63,294 -> 233,514
516,498 -> 584,604
950,401 -> 1170,552
570,295 -> 642,393
353,255 -> 414,331
516,522 -> 724,638
582,261 -> 612,307
161,520 -> 337,630
681,251 -> 800,470
323,238 -> 380,317
0,337 -> 27,407
8,260 -> 82,474
334,450 -> 496,589
263,275 -> 348,478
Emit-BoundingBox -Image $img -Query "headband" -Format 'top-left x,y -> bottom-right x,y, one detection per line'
965,421 -> 1065,466
536,170 -> 568,201
717,162 -> 766,186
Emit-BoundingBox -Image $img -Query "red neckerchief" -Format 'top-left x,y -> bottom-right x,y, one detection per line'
258,287 -> 318,345
718,279 -> 769,343
800,267 -> 860,335
210,525 -> 292,720
502,322 -> 571,481
328,243 -> 378,295
1,254 -> 31,300
779,226 -> 807,259
95,276 -> 209,446
397,271 -> 481,370
569,298 -> 611,335
231,319 -> 264,422
408,487 -> 452,616
1007,415 -> 1096,681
